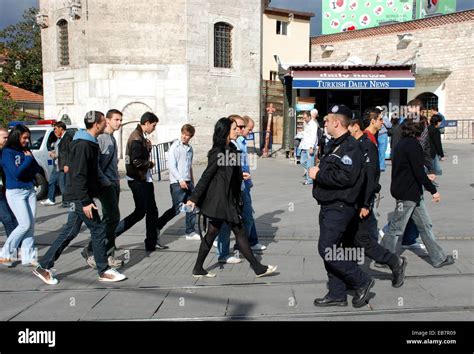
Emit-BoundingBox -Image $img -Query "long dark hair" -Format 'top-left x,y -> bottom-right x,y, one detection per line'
5,124 -> 31,151
212,117 -> 232,150
401,120 -> 424,138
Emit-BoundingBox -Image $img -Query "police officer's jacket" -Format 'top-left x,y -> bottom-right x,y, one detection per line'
356,133 -> 381,210
312,131 -> 364,206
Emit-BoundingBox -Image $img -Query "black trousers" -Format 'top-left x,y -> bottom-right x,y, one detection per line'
318,204 -> 370,299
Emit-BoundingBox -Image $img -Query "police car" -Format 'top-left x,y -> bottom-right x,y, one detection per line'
8,120 -> 79,200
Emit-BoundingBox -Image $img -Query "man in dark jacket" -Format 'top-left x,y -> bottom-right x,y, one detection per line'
114,112 -> 167,251
33,111 -> 127,285
347,114 -> 407,288
309,105 -> 374,309
380,121 -> 454,268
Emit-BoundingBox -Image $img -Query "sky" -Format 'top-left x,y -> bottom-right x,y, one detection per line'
0,0 -> 473,36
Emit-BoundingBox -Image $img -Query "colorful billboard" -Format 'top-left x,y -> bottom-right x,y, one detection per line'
322,0 -> 414,34
416,0 -> 457,18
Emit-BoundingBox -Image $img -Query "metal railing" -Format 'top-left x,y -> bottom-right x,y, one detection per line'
150,140 -> 175,181
443,120 -> 474,140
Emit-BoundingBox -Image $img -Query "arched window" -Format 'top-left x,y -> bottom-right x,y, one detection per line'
416,92 -> 438,110
214,22 -> 232,68
57,19 -> 69,66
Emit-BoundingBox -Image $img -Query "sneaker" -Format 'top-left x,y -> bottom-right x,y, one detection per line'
108,256 -> 123,268
99,269 -> 127,282
33,266 -> 59,285
86,256 -> 97,269
251,243 -> 267,251
192,271 -> 216,278
402,243 -> 426,251
433,255 -> 455,268
0,258 -> 13,267
185,232 -> 201,241
40,199 -> 57,206
256,265 -> 278,278
213,240 -> 218,248
156,240 -> 169,249
218,256 -> 242,264
378,229 -> 384,240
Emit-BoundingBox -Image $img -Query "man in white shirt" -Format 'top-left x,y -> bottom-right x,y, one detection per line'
299,111 -> 318,185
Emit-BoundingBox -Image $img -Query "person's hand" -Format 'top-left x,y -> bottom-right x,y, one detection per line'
179,180 -> 188,190
427,174 -> 436,181
309,166 -> 319,180
359,208 -> 370,219
440,157 -> 446,162
243,172 -> 251,180
83,203 -> 98,219
185,200 -> 195,211
24,150 -> 32,156
64,166 -> 69,173
149,161 -> 155,169
432,192 -> 441,203
48,151 -> 54,158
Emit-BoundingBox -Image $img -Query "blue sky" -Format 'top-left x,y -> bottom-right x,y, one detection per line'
0,0 -> 473,36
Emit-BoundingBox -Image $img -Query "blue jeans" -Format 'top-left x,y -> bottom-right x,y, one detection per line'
381,198 -> 446,266
216,187 -> 257,259
39,201 -> 109,275
378,133 -> 388,171
1,188 -> 36,264
300,149 -> 315,184
432,155 -> 443,176
0,192 -> 17,237
47,169 -> 66,202
401,218 -> 419,245
157,182 -> 196,234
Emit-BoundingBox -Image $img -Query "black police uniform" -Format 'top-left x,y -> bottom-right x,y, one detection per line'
347,133 -> 399,269
313,130 -> 372,301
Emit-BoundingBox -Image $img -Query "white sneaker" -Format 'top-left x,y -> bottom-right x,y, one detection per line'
402,243 -> 427,251
218,256 -> 242,264
213,240 -> 218,248
99,269 -> 127,282
251,243 -> 267,251
40,199 -> 57,206
33,266 -> 59,285
185,232 -> 201,241
378,229 -> 384,240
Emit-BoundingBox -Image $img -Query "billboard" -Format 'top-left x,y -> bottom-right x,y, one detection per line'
416,0 -> 457,18
322,0 -> 414,34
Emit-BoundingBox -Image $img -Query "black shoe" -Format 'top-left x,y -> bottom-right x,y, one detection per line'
433,255 -> 455,268
352,279 -> 375,308
391,256 -> 407,288
314,295 -> 348,307
156,240 -> 169,250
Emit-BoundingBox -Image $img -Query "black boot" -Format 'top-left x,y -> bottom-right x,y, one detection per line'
352,279 -> 375,308
391,256 -> 407,288
314,294 -> 348,307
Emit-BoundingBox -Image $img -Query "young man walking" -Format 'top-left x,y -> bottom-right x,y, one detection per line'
33,111 -> 127,284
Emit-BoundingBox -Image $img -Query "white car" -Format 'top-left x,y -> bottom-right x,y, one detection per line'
25,123 -> 79,200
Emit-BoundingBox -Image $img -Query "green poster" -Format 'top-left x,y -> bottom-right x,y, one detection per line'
416,0 -> 457,18
322,0 -> 414,35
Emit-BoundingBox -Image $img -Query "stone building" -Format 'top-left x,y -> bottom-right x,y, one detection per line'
37,0 -> 265,160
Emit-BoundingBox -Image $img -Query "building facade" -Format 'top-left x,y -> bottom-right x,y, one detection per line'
38,0 -> 264,160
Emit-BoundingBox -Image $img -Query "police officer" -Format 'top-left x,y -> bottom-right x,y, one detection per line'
347,111 -> 407,288
309,105 -> 374,308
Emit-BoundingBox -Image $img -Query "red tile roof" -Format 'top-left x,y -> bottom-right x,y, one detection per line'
0,82 -> 43,103
265,7 -> 314,20
312,9 -> 474,44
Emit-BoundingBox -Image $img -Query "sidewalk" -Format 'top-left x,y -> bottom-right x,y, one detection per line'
0,143 -> 472,321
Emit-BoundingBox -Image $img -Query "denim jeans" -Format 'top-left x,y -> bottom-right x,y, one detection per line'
381,198 -> 446,266
115,180 -> 158,250
87,183 -> 120,256
40,202 -> 109,274
432,155 -> 443,176
157,181 -> 196,234
215,187 -> 256,259
0,192 -> 17,237
300,149 -> 315,184
378,133 -> 388,171
1,188 -> 36,264
47,169 -> 66,203
402,218 -> 419,246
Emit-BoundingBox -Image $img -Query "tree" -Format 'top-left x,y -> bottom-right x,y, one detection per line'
0,85 -> 20,127
0,7 -> 43,95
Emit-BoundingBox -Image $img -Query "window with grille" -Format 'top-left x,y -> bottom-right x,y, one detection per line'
214,22 -> 232,68
57,20 -> 70,66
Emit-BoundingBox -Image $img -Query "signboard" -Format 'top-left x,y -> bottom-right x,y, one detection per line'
292,70 -> 416,89
416,0 -> 457,19
322,0 -> 414,34
445,120 -> 457,127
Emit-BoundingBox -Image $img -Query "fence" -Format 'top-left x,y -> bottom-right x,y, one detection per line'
443,120 -> 474,140
150,140 -> 175,181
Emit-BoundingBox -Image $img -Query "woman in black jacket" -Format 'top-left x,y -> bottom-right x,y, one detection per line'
428,114 -> 445,175
186,117 -> 277,278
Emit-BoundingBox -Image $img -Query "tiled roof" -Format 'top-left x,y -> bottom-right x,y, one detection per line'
0,82 -> 43,103
312,9 -> 474,44
265,7 -> 315,20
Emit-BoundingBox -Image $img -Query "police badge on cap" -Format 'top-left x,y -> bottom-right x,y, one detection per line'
330,105 -> 354,120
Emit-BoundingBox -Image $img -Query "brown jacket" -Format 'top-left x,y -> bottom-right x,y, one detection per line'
125,124 -> 154,181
